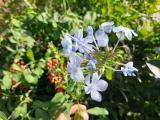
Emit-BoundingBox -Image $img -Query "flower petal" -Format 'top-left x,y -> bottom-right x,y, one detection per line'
101,21 -> 114,27
63,47 -> 72,55
92,72 -> 99,83
91,91 -> 102,102
71,67 -> 84,81
85,74 -> 91,85
131,30 -> 138,37
69,52 -> 83,66
84,86 -> 91,94
113,26 -> 123,33
75,55 -> 83,66
74,29 -> 83,40
95,79 -> 108,92
85,26 -> 95,43
100,21 -> 114,33
87,59 -> 97,70
61,36 -> 73,55
67,62 -> 72,73
61,36 -> 72,48
95,29 -> 109,47
124,28 -> 132,40
126,62 -> 133,67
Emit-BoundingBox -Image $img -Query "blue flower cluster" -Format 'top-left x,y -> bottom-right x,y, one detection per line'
61,21 -> 138,102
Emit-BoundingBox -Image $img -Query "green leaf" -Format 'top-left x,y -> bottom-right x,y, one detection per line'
51,20 -> 57,28
2,73 -> 12,90
11,19 -> 22,27
5,46 -> 16,53
35,108 -> 50,120
12,103 -> 27,119
26,49 -> 35,62
146,61 -> 160,78
33,101 -> 50,110
87,107 -> 109,116
23,35 -> 35,48
23,69 -> 38,84
0,111 -> 7,120
38,59 -> 46,68
84,11 -> 97,25
12,64 -> 22,71
51,93 -> 65,104
105,68 -> 112,80
9,37 -> 17,44
12,72 -> 22,82
33,67 -> 44,77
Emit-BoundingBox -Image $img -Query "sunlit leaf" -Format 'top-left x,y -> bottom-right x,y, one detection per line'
0,111 -> 7,120
105,68 -> 113,80
2,73 -> 12,90
11,103 -> 27,119
87,107 -> 109,116
26,49 -> 35,62
51,93 -> 65,104
146,62 -> 160,78
23,69 -> 38,84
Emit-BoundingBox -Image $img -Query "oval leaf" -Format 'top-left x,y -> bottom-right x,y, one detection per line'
51,93 -> 65,103
87,107 -> 109,116
26,49 -> 35,62
2,74 -> 12,90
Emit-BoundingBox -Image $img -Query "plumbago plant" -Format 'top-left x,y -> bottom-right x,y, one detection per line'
56,21 -> 138,119
0,18 -> 138,119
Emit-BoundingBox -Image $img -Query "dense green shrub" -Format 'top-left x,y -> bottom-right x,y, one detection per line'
0,0 -> 160,120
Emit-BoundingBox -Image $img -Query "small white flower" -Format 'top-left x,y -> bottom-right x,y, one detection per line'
113,26 -> 138,41
84,72 -> 108,102
121,62 -> 138,76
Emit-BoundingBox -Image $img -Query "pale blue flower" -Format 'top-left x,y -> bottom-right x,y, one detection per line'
121,62 -> 138,76
113,26 -> 138,41
84,26 -> 95,43
71,28 -> 95,53
100,21 -> 114,33
67,53 -> 84,81
84,52 -> 97,70
95,21 -> 114,47
84,72 -> 108,102
95,28 -> 109,47
61,36 -> 73,55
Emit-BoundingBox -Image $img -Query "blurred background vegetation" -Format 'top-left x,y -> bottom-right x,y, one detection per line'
0,0 -> 160,120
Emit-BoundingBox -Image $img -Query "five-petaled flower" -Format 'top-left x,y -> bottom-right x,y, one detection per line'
113,26 -> 138,41
121,62 -> 138,76
84,72 -> 108,102
70,28 -> 95,53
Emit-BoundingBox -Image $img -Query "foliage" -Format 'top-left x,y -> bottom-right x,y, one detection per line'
0,0 -> 160,120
